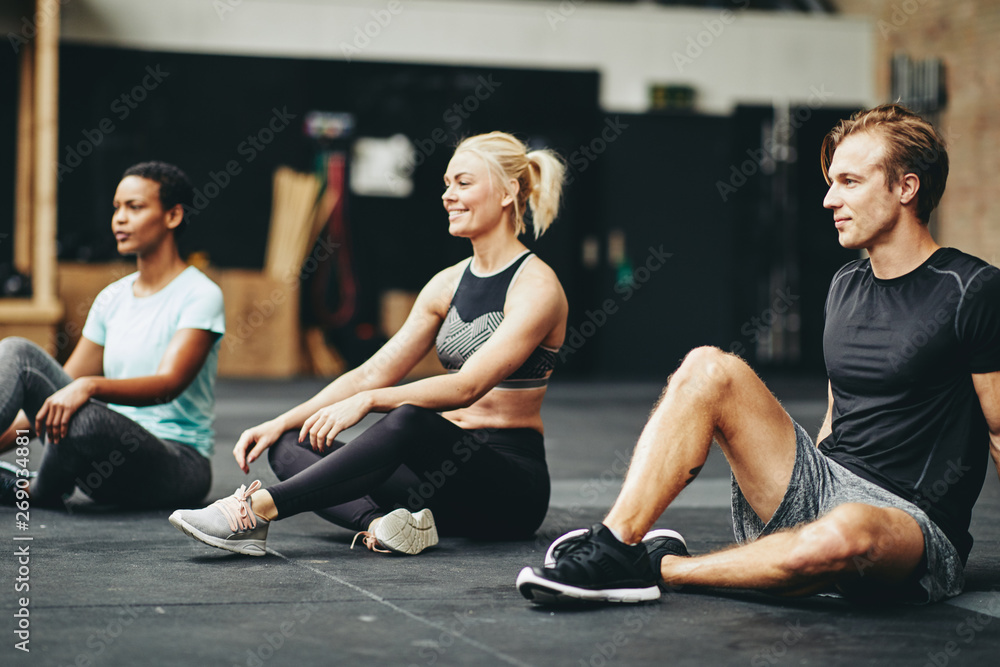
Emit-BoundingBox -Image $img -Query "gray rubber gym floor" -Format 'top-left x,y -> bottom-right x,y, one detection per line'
3,376 -> 999,666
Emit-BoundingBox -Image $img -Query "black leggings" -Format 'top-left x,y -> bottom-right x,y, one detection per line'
266,405 -> 550,539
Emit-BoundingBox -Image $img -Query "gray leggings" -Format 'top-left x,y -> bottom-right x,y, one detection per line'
0,337 -> 211,507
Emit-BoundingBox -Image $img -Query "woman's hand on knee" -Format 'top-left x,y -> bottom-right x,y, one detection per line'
300,393 -> 372,453
35,378 -> 95,444
233,420 -> 285,473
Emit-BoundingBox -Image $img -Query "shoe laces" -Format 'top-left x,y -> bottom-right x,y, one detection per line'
556,530 -> 599,564
350,531 -> 390,553
551,531 -> 591,563
214,480 -> 261,533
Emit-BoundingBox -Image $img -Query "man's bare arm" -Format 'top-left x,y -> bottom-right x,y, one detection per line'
972,371 -> 1000,480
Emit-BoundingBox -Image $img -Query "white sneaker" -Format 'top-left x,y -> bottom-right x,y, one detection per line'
351,508 -> 438,555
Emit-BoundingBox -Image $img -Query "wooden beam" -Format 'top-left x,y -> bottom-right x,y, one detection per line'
31,0 -> 60,311
14,40 -> 34,275
1,0 -> 63,336
0,299 -> 63,324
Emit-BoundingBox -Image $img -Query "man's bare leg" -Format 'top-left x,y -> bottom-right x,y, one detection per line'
659,503 -> 925,595
518,347 -> 926,602
604,346 -> 798,544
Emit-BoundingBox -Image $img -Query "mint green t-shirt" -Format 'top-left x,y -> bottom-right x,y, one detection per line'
81,266 -> 225,458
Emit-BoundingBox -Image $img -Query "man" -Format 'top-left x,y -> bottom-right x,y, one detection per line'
516,104 -> 1000,605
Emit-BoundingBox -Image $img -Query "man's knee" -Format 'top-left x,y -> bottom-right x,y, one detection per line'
782,504 -> 880,577
668,346 -> 743,399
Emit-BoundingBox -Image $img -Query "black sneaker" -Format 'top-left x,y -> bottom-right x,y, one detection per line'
642,529 -> 688,589
0,461 -> 34,505
543,527 -> 588,567
516,524 -> 660,604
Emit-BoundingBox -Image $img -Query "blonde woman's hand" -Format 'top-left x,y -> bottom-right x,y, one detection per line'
233,419 -> 288,474
299,394 -> 373,453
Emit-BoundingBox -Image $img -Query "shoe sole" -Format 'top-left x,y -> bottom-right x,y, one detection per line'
515,567 -> 660,605
169,511 -> 267,557
374,508 -> 438,555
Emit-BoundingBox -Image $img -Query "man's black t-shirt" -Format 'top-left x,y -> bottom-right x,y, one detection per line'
820,247 -> 1000,563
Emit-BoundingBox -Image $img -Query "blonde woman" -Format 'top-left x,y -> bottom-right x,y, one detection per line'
171,132 -> 568,556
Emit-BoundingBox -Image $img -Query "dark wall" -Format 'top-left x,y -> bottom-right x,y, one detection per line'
0,43 -> 861,379
562,112 -> 737,379
726,104 -> 860,374
563,105 -> 861,380
53,46 -> 599,279
1,45 -> 17,276
44,46 -> 602,362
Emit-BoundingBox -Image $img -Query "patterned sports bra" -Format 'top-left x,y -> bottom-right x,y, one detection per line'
435,251 -> 558,390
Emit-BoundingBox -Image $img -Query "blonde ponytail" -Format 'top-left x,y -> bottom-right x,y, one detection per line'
454,132 -> 566,239
524,149 -> 565,238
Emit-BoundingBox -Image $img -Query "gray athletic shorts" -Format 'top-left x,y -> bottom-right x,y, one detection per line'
731,421 -> 964,603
